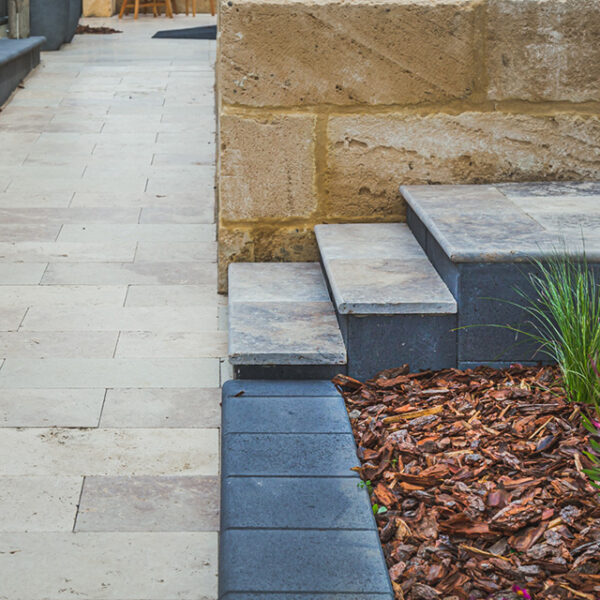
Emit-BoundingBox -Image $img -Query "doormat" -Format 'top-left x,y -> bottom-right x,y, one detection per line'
152,25 -> 216,39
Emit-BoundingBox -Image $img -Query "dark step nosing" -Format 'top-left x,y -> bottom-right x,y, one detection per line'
222,394 -> 352,435
222,380 -> 339,397
222,432 -> 359,478
220,476 -> 374,531
219,529 -> 392,596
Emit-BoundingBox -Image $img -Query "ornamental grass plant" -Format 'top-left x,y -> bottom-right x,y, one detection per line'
510,252 -> 600,412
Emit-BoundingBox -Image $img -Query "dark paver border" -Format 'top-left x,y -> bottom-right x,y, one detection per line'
219,379 -> 394,599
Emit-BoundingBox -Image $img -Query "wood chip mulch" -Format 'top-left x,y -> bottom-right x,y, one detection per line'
334,365 -> 600,600
75,25 -> 122,34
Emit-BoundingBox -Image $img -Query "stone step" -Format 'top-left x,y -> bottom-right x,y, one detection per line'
315,223 -> 457,378
227,262 -> 347,379
401,182 -> 600,367
0,37 -> 45,106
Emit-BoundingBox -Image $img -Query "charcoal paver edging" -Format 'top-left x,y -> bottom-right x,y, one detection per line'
219,380 -> 394,600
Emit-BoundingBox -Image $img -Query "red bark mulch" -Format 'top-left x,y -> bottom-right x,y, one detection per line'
334,365 -> 600,600
75,25 -> 122,34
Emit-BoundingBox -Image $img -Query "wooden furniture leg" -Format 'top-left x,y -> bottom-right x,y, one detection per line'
134,0 -> 140,19
165,0 -> 173,17
209,0 -> 215,16
119,0 -> 129,18
192,0 -> 196,16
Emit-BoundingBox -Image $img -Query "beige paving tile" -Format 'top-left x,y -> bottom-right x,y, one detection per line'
0,358 -> 220,388
41,262 -> 216,285
0,532 -> 218,599
76,476 -> 219,532
0,224 -> 61,242
139,205 -> 214,224
0,264 -> 47,285
125,284 -> 225,307
152,150 -> 215,166
115,330 -> 226,357
0,208 -> 141,225
70,191 -> 207,207
0,389 -> 105,427
0,285 -> 127,308
135,242 -> 217,263
0,331 -> 118,358
0,192 -> 72,207
58,224 -> 215,242
22,306 -> 218,332
100,388 -> 220,428
0,243 -> 136,262
0,308 -> 28,331
0,476 -> 82,531
0,427 -> 219,475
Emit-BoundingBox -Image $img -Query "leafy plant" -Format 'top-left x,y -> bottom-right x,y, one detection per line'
372,503 -> 387,515
357,479 -> 373,494
506,252 -> 600,410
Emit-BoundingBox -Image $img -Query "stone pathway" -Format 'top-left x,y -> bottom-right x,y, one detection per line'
0,14 -> 222,600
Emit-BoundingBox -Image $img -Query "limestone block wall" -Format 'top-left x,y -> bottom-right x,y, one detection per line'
216,0 -> 600,291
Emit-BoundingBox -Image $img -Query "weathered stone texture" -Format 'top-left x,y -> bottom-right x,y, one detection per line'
218,225 -> 318,291
487,0 -> 600,102
327,113 -> 600,211
219,113 -> 317,221
218,0 -> 479,107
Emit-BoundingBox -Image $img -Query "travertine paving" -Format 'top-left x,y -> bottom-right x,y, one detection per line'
0,14 -> 221,599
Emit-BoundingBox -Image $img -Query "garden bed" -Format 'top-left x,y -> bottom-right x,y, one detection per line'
335,365 -> 600,600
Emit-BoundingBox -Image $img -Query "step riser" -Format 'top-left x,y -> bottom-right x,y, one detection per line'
234,364 -> 346,380
340,313 -> 457,381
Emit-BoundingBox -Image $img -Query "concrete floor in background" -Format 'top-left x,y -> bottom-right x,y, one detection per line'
0,13 -> 223,600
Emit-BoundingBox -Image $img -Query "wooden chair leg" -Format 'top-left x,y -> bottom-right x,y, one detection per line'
192,0 -> 196,16
185,0 -> 189,15
119,0 -> 128,18
209,0 -> 215,16
152,0 -> 158,16
134,0 -> 140,19
166,0 -> 174,17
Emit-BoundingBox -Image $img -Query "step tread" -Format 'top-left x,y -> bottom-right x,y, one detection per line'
315,223 -> 457,315
228,262 -> 346,366
402,183 -> 600,262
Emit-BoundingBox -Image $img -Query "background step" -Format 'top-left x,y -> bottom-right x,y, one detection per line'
228,262 -> 347,379
315,223 -> 457,379
219,380 -> 393,599
402,182 -> 600,367
0,37 -> 45,105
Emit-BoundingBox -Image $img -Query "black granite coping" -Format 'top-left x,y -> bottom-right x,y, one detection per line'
220,380 -> 393,600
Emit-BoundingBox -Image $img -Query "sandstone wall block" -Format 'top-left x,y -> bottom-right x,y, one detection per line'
218,225 -> 318,291
219,113 -> 318,221
83,0 -> 116,17
327,112 -> 600,211
218,0 -> 480,107
487,0 -> 600,102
